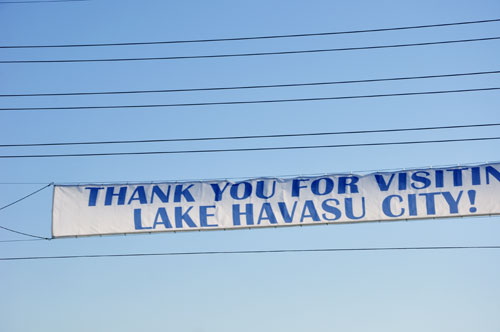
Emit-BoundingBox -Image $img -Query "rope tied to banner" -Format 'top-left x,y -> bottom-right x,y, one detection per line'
0,183 -> 53,240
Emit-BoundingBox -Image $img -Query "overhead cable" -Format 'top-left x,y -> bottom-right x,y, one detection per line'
0,0 -> 86,4
1,36 -> 499,64
1,123 -> 499,148
1,70 -> 499,98
1,87 -> 498,111
0,137 -> 499,159
1,160 -> 499,185
0,182 -> 53,185
0,238 -> 47,243
0,18 -> 499,48
1,246 -> 499,261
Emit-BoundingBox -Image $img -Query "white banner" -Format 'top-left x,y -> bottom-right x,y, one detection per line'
52,163 -> 500,238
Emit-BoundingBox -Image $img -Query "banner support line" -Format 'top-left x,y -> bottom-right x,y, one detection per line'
0,183 -> 53,240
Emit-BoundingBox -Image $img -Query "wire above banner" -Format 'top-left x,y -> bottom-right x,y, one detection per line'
1,18 -> 499,48
2,36 -> 500,64
52,162 -> 500,238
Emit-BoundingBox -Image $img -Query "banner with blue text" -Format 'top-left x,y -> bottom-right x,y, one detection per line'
52,163 -> 500,238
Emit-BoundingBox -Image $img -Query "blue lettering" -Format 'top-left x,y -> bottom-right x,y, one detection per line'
278,201 -> 297,223
345,197 -> 365,220
105,186 -> 127,206
256,180 -> 276,199
408,194 -> 417,216
133,208 -> 152,230
200,205 -> 217,227
232,204 -> 254,226
174,206 -> 197,228
446,168 -> 468,187
419,192 -> 440,215
127,186 -> 147,205
311,178 -> 334,196
257,203 -> 278,224
375,174 -> 395,191
210,183 -> 230,201
441,191 -> 463,214
153,207 -> 173,229
338,176 -> 359,194
230,182 -> 252,200
174,184 -> 195,202
85,187 -> 104,206
321,199 -> 341,220
398,172 -> 408,190
435,170 -> 444,188
486,166 -> 500,184
382,195 -> 404,217
292,179 -> 309,197
150,185 -> 171,203
471,167 -> 481,185
411,171 -> 431,189
300,200 -> 320,222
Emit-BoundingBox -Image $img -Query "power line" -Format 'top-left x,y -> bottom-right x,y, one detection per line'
0,182 -> 53,185
0,0 -> 86,3
1,18 -> 499,48
0,238 -> 47,243
1,36 -> 499,64
1,160 -> 499,185
1,87 -> 498,111
1,136 -> 498,159
1,123 -> 499,148
1,246 -> 499,261
1,70 -> 499,98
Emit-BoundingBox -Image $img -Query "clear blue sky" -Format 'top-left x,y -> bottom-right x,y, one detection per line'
1,0 -> 499,331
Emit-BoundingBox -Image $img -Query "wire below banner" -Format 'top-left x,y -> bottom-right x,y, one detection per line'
1,246 -> 499,261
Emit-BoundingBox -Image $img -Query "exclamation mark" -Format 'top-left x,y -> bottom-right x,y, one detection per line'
468,190 -> 477,213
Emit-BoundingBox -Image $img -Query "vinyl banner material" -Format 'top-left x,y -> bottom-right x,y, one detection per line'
52,163 -> 500,238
